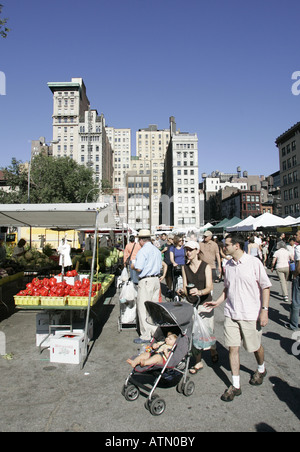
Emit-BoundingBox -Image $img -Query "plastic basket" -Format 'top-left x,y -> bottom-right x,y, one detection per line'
14,295 -> 40,306
40,296 -> 67,306
67,295 -> 98,307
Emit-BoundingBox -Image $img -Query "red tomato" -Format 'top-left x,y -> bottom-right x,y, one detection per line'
49,278 -> 57,287
74,280 -> 82,289
66,271 -> 73,277
56,287 -> 64,297
82,278 -> 90,287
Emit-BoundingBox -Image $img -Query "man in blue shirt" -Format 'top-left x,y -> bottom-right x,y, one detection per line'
132,229 -> 162,344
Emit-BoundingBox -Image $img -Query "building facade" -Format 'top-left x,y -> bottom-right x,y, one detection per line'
134,125 -> 170,231
106,127 -> 131,189
127,173 -> 151,230
275,122 -> 300,217
48,77 -> 113,191
161,117 -> 200,228
221,190 -> 261,219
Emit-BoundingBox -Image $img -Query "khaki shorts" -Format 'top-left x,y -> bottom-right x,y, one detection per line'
224,316 -> 262,353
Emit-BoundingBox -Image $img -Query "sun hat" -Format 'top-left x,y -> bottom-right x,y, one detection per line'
138,229 -> 151,238
184,240 -> 200,250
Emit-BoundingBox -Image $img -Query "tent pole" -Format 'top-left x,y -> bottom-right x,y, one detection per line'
81,209 -> 99,369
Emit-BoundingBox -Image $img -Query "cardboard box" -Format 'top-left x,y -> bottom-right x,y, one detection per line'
50,332 -> 85,364
36,312 -> 64,333
54,319 -> 93,342
36,312 -> 65,347
54,275 -> 79,286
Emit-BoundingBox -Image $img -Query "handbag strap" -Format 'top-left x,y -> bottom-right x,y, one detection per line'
128,242 -> 136,261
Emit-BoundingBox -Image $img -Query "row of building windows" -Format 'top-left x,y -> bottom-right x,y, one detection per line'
178,187 -> 195,194
283,187 -> 299,200
282,155 -> 297,171
178,217 -> 196,224
281,141 -> 296,156
284,204 -> 300,215
282,171 -> 298,185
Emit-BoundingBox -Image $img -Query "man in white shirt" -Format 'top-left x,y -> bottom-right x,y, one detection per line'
205,233 -> 271,402
132,229 -> 162,344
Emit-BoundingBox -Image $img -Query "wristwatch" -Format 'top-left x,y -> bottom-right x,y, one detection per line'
261,307 -> 268,311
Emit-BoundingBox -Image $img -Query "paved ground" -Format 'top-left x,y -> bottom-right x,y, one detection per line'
0,269 -> 299,433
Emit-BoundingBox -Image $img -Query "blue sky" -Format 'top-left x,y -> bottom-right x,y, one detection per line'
1,0 -> 300,181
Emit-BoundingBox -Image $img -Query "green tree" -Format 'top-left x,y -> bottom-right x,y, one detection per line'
0,4 -> 10,38
0,155 -> 99,204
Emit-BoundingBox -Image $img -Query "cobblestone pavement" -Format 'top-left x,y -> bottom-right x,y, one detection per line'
0,269 -> 299,433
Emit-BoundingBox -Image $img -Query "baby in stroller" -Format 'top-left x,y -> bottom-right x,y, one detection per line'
127,332 -> 178,368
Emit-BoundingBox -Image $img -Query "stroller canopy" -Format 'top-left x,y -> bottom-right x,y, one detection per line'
145,301 -> 194,337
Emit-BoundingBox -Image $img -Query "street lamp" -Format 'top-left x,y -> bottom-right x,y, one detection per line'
85,187 -> 100,203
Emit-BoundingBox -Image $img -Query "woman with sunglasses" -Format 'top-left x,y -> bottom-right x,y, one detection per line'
179,240 -> 218,373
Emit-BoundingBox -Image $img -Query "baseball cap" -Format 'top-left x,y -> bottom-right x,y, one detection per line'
203,230 -> 213,237
184,240 -> 200,250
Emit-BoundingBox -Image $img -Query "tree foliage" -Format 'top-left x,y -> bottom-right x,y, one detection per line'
0,4 -> 10,38
0,155 -> 99,204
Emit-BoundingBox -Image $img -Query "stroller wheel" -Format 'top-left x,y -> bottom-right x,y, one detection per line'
176,379 -> 184,394
183,378 -> 195,397
149,397 -> 166,416
123,384 -> 140,402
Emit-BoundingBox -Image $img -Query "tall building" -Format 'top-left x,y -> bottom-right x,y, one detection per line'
127,173 -> 151,230
78,110 -> 113,187
161,117 -> 200,228
48,77 -> 89,161
106,127 -> 131,189
134,124 -> 170,231
48,77 -> 113,190
275,122 -> 300,217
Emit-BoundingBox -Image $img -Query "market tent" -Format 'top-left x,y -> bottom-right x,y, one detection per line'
208,218 -> 228,231
199,222 -> 213,233
0,203 -> 115,229
0,202 -> 114,369
231,212 -> 289,232
209,217 -> 241,233
226,215 -> 255,232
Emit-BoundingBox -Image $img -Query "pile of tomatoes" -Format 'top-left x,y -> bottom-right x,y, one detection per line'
17,274 -> 101,298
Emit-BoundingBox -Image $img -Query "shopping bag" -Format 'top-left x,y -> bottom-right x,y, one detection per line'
121,303 -> 136,324
192,308 -> 216,350
119,281 -> 137,302
120,267 -> 129,282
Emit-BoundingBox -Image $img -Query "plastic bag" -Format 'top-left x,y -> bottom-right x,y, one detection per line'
192,308 -> 216,350
121,303 -> 136,324
120,267 -> 129,282
119,281 -> 137,302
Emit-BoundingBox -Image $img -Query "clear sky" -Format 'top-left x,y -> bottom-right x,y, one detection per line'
1,0 -> 300,181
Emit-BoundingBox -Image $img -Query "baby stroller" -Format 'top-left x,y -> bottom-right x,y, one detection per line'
122,299 -> 199,416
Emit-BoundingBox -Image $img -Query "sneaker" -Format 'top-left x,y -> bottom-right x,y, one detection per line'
133,338 -> 150,344
249,369 -> 267,386
221,385 -> 242,402
283,296 -> 289,302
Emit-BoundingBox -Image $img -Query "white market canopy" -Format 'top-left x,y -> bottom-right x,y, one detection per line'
226,212 -> 295,232
0,203 -> 116,229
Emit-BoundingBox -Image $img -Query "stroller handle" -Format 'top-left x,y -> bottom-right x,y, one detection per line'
194,295 -> 202,310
